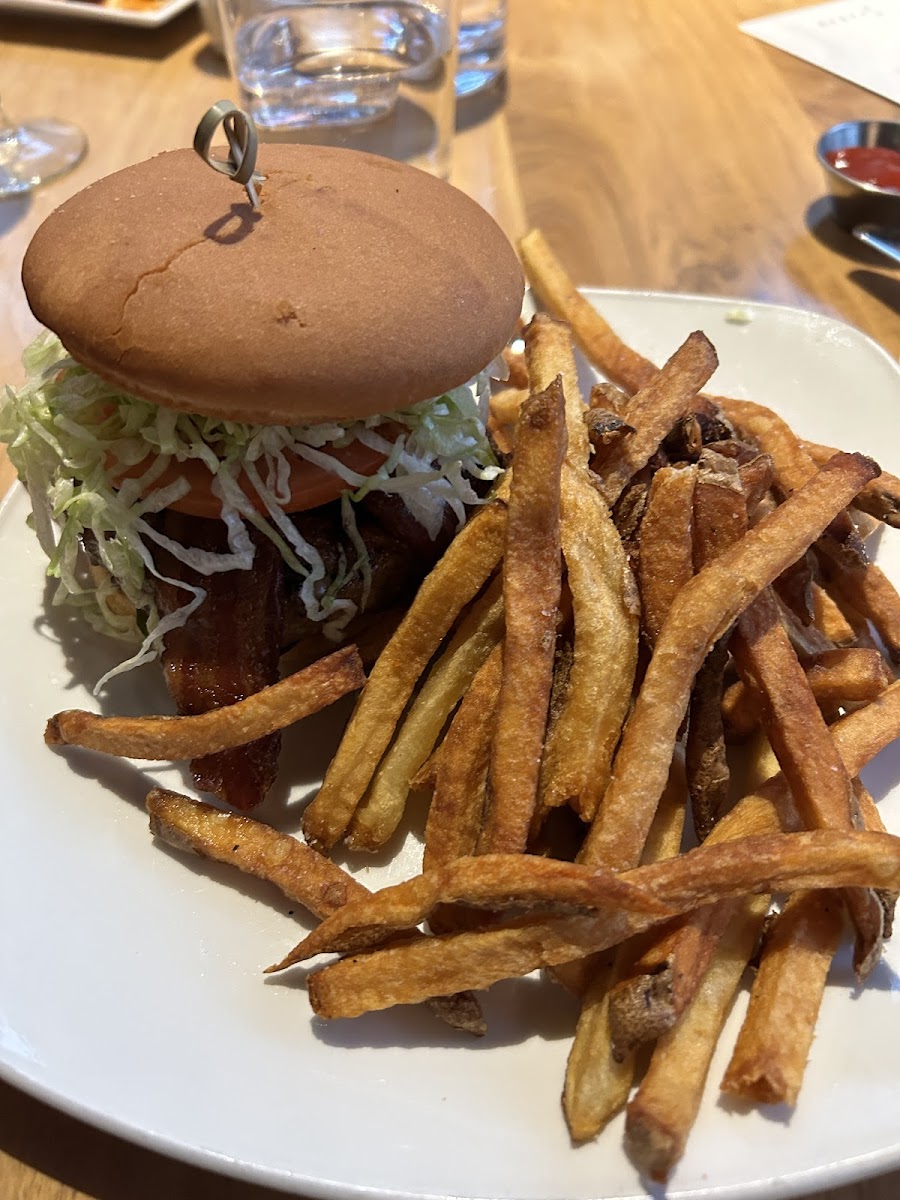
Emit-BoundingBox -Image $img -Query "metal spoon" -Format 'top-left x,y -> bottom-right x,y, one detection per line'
853,224 -> 900,268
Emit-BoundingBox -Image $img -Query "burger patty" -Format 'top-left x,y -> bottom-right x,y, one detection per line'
145,494 -> 458,809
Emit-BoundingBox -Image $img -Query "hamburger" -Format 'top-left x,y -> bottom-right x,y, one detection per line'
1,144 -> 524,808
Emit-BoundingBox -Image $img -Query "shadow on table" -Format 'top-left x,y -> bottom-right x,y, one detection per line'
0,1077 -> 282,1200
0,194 -> 31,232
455,72 -> 507,133
804,197 -> 891,266
848,268 -> 900,321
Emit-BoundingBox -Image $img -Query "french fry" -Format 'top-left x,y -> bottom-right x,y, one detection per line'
738,452 -> 776,511
298,831 -> 900,1017
801,438 -> 900,528
854,778 -> 898,937
423,644 -> 502,871
519,228 -> 658,396
686,452 -> 747,840
637,465 -> 697,648
624,894 -> 770,1184
686,638 -> 730,842
720,397 -> 867,572
580,452 -> 880,872
563,758 -> 688,1144
723,646 -> 893,735
595,332 -> 719,507
46,646 -> 365,761
608,900 -> 739,1060
301,497 -> 508,852
584,407 -> 635,459
720,889 -> 844,1107
147,786 -> 369,917
535,461 -> 640,825
480,381 -> 566,853
599,677 -> 900,1059
522,313 -> 590,467
145,788 -> 486,1034
731,588 -> 884,977
345,577 -> 504,852
819,558 -> 900,662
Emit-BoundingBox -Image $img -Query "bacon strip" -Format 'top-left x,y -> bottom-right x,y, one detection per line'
150,511 -> 285,810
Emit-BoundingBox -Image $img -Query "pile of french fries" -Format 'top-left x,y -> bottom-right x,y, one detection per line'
46,228 -> 900,1185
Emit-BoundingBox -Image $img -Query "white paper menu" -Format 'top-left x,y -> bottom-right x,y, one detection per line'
740,1 -> 900,106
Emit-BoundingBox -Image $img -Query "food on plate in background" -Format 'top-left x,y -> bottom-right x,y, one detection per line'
0,143 -> 523,809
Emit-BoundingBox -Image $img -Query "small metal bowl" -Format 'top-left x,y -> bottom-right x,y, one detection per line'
816,119 -> 900,231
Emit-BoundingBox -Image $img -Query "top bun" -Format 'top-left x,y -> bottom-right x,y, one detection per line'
23,145 -> 524,426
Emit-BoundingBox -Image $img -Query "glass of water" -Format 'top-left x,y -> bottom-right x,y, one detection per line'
456,0 -> 505,97
216,0 -> 459,178
0,97 -> 87,197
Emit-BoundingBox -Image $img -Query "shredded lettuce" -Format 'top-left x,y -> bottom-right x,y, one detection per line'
0,330 -> 501,691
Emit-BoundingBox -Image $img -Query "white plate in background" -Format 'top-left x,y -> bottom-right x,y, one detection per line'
2,290 -> 900,1200
2,0 -> 194,29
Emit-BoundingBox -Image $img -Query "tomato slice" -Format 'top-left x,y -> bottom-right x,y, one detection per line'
111,431 -> 395,518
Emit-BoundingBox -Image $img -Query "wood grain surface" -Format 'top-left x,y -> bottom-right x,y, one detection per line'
1,1 -> 899,1198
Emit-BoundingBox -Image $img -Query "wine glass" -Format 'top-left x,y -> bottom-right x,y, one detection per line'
0,96 -> 87,197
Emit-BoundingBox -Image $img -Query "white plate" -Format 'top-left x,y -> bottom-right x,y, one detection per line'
2,0 -> 193,29
2,290 -> 900,1200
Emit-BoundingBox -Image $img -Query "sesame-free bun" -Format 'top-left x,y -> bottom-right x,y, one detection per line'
23,146 -> 524,425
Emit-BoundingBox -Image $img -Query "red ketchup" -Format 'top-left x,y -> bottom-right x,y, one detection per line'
825,145 -> 900,194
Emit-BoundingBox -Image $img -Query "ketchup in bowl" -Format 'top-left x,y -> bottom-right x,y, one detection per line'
825,146 -> 900,194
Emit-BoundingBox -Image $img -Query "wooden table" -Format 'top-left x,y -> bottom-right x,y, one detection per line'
1,2 -> 898,1198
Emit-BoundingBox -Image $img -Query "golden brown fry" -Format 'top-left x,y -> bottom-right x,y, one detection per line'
146,788 -> 485,1034
720,889 -> 844,1107
685,452 -> 747,839
802,438 -> 900,528
522,312 -> 590,467
624,895 -> 770,1184
596,676 -> 900,1057
147,786 -> 368,917
519,228 -> 658,396
596,332 -> 719,507
46,646 -> 365,761
562,755 -> 688,1143
686,638 -> 730,842
301,498 -> 508,852
346,577 -> 504,852
480,382 -> 566,853
580,452 -> 880,872
589,381 -> 630,415
732,588 -> 884,978
584,407 -> 635,459
808,579 -> 867,647
611,899 -> 740,1062
737,452 -> 775,510
300,831 -> 900,1017
723,647 -> 893,735
489,386 -> 528,429
854,778 -> 898,937
564,955 -> 631,1143
821,560 -> 900,662
535,461 -> 639,824
722,397 -> 868,574
423,644 -> 502,871
637,465 -> 697,648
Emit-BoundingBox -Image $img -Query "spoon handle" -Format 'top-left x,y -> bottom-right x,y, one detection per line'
853,224 -> 900,268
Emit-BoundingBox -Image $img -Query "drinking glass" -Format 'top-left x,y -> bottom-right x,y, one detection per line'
216,0 -> 459,178
456,0 -> 505,96
0,98 -> 87,197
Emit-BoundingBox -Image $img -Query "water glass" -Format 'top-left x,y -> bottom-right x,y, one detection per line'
456,0 -> 505,96
216,0 -> 459,178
